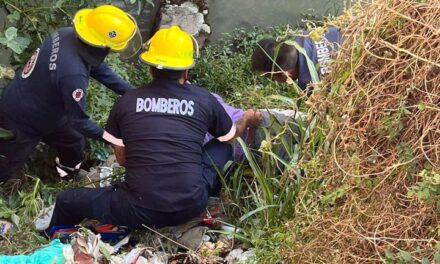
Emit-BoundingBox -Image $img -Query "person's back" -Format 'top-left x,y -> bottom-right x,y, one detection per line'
107,78 -> 233,212
1,27 -> 86,134
295,27 -> 343,88
0,5 -> 140,183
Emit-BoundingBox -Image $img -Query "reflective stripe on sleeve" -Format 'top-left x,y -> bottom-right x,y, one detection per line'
217,124 -> 237,142
103,131 -> 125,147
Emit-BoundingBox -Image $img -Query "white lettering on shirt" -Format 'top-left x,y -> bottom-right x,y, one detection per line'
314,40 -> 332,75
136,98 -> 144,112
151,98 -> 160,112
49,31 -> 60,71
136,97 -> 195,117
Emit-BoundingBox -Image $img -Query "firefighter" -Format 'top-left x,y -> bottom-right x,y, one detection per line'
48,26 -> 261,230
0,5 -> 141,182
251,27 -> 343,91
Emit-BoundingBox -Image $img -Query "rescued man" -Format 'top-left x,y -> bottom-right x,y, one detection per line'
251,27 -> 343,91
0,5 -> 141,183
47,26 -> 261,230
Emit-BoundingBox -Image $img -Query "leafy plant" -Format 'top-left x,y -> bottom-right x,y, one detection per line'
1,0 -> 153,64
18,178 -> 44,220
0,26 -> 30,54
0,198 -> 16,219
408,169 -> 440,205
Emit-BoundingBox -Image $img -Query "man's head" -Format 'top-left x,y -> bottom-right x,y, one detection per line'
251,38 -> 299,82
77,39 -> 110,67
73,5 -> 140,54
140,26 -> 196,82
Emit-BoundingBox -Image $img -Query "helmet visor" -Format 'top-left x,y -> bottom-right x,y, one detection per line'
119,27 -> 143,60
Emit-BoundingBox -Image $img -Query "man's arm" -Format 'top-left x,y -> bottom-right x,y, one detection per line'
208,92 -> 262,143
90,63 -> 133,95
215,110 -> 261,143
105,97 -> 126,165
233,109 -> 261,138
113,145 -> 126,166
210,93 -> 261,138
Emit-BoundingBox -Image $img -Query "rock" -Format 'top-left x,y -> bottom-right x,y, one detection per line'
161,3 -> 205,36
176,226 -> 208,251
201,23 -> 211,34
224,248 -> 255,264
180,1 -> 199,13
160,1 -> 211,47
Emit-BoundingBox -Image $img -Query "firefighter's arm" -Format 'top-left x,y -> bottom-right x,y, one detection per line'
60,76 -> 124,145
105,97 -> 126,163
90,63 -> 133,95
113,145 -> 127,166
60,76 -> 104,139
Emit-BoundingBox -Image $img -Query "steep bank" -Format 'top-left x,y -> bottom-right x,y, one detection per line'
286,0 -> 440,262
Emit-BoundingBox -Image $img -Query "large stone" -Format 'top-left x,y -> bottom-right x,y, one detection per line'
160,1 -> 210,37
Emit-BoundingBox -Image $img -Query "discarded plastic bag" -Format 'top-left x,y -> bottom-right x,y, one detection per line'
224,248 -> 255,264
34,205 -> 55,231
0,239 -> 70,264
119,247 -> 168,264
0,220 -> 13,235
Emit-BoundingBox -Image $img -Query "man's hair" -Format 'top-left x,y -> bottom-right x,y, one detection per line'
150,67 -> 185,80
251,38 -> 298,73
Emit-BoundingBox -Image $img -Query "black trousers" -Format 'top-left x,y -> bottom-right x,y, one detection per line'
0,114 -> 85,183
48,139 -> 232,230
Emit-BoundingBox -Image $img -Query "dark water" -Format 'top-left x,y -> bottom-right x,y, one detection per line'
206,0 -> 346,41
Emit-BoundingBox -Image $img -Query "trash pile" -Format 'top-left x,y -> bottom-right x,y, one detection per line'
0,157 -> 254,263
288,0 -> 440,262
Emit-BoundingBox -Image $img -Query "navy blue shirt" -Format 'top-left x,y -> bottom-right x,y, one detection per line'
296,27 -> 343,89
106,79 -> 234,212
0,27 -> 132,138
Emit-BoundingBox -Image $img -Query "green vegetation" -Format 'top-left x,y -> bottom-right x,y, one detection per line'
3,1 -> 437,263
0,1 -> 306,261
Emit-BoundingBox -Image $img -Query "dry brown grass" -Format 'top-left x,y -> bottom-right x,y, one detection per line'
285,0 -> 440,262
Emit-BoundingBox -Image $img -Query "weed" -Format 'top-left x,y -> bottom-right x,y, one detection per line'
408,170 -> 440,206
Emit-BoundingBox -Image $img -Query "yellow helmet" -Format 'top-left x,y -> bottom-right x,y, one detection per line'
140,25 -> 198,70
73,5 -> 138,51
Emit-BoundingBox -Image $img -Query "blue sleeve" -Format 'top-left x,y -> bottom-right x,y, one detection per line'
59,75 -> 104,139
325,27 -> 343,46
90,63 -> 133,95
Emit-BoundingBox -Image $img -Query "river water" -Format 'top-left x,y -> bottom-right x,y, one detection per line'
206,0 -> 346,41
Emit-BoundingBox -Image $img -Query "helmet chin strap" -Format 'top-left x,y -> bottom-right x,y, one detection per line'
77,38 -> 110,67
190,35 -> 200,59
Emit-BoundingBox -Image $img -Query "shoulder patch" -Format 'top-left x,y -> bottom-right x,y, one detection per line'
21,48 -> 40,79
72,89 -> 84,102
